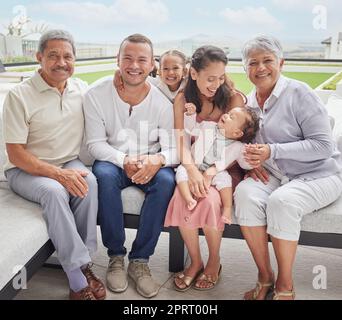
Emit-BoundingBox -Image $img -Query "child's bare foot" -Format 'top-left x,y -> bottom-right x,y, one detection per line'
221,207 -> 232,225
186,198 -> 198,211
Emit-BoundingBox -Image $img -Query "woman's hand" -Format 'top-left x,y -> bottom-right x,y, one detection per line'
203,166 -> 217,190
187,165 -> 209,198
244,144 -> 271,168
244,166 -> 269,184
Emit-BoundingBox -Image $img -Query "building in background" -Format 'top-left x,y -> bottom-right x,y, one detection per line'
322,32 -> 342,59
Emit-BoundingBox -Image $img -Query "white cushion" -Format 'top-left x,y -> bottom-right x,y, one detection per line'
325,93 -> 342,153
0,100 -> 6,182
0,183 -> 144,291
121,186 -> 145,215
0,188 -> 49,290
300,195 -> 342,234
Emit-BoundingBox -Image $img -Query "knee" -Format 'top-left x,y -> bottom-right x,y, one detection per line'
266,192 -> 301,240
83,172 -> 98,203
234,181 -> 254,208
233,181 -> 266,224
85,171 -> 98,192
92,161 -> 121,185
266,192 -> 299,221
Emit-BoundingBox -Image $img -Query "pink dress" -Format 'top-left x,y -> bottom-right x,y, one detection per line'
164,114 -> 244,232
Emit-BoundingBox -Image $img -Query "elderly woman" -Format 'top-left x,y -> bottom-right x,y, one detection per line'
234,36 -> 342,300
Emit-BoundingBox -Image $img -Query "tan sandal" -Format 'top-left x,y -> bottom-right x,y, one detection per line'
193,265 -> 222,291
272,289 -> 296,300
174,267 -> 204,292
244,281 -> 274,300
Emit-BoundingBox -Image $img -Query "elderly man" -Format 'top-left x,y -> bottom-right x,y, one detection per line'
83,34 -> 177,298
2,30 -> 105,300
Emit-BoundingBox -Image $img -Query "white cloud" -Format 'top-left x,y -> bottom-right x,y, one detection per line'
220,6 -> 282,29
272,0 -> 341,11
37,0 -> 169,25
195,8 -> 211,18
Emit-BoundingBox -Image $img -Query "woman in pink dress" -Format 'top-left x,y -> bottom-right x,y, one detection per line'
164,45 -> 246,291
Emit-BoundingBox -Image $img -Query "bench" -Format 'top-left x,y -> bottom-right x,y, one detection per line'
0,84 -> 182,299
0,84 -> 342,300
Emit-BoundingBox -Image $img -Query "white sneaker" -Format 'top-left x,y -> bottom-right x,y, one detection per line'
106,256 -> 128,293
128,261 -> 160,298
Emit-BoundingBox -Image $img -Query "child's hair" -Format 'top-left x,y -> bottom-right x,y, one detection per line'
150,62 -> 158,77
237,107 -> 259,143
159,50 -> 188,68
184,45 -> 235,114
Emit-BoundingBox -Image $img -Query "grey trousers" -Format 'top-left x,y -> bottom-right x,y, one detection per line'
6,159 -> 98,272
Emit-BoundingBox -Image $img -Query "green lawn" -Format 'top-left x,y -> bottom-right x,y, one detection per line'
75,70 -> 114,84
75,71 -> 335,95
322,71 -> 342,90
229,72 -> 334,94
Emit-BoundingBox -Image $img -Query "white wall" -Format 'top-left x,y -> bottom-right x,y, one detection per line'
4,36 -> 23,57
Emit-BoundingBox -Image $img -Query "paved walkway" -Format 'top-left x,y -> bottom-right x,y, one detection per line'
15,228 -> 342,300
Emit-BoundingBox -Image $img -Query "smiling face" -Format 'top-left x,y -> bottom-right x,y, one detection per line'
36,39 -> 75,88
245,49 -> 284,92
190,61 -> 226,98
118,41 -> 154,87
159,54 -> 186,91
217,107 -> 249,140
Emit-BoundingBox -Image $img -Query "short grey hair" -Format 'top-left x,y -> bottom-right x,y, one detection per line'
38,29 -> 76,55
241,35 -> 283,66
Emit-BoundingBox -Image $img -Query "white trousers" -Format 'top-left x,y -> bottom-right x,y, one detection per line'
176,164 -> 232,191
233,173 -> 342,241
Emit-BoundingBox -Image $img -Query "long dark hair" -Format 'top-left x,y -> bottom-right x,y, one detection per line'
184,45 -> 235,113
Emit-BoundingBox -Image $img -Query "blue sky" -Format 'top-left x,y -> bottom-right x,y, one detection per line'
0,0 -> 341,44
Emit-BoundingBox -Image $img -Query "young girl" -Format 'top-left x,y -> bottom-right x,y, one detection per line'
178,104 -> 258,224
148,50 -> 188,102
115,49 -> 188,103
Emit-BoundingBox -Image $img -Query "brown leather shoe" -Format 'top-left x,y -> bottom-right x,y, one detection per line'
69,286 -> 96,300
82,264 -> 106,300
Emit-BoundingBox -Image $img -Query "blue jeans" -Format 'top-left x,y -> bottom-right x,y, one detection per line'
92,160 -> 175,261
